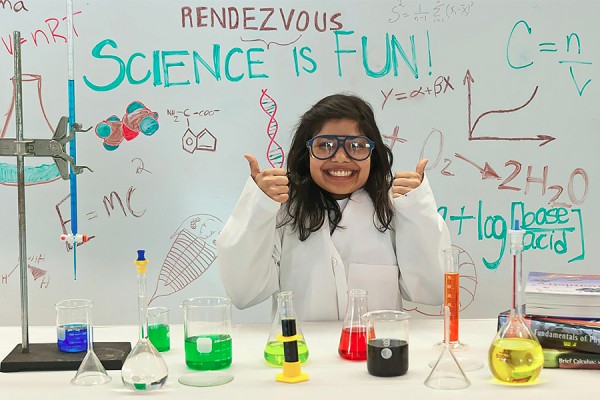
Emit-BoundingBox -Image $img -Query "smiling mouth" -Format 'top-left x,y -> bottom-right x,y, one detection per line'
326,170 -> 355,177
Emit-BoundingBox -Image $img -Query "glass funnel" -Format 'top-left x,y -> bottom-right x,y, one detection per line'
338,289 -> 369,361
264,291 -> 309,367
68,299 -> 112,386
425,306 -> 470,390
488,223 -> 543,384
121,250 -> 168,391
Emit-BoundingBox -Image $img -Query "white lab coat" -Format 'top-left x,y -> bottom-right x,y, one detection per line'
217,176 -> 451,321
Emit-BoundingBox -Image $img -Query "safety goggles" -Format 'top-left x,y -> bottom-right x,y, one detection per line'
306,135 -> 375,161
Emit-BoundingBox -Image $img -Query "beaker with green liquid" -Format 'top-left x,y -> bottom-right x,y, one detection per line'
181,297 -> 232,370
264,291 -> 309,367
147,307 -> 170,352
488,221 -> 543,384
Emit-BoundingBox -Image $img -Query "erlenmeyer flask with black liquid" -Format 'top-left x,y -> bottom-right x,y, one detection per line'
264,291 -> 309,367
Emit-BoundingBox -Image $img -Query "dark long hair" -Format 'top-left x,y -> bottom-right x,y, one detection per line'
280,94 -> 395,241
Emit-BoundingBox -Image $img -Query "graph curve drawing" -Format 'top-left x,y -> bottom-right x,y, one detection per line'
149,214 -> 223,304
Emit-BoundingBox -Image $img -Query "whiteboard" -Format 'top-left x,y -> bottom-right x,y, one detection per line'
0,0 -> 597,326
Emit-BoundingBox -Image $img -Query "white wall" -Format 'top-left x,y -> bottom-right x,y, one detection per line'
0,0 -> 597,326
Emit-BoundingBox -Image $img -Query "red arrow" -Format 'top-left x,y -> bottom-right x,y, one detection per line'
463,70 -> 555,146
455,152 -> 501,180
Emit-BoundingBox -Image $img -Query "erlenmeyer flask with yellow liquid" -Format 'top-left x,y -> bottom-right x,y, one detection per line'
488,221 -> 543,384
264,291 -> 309,367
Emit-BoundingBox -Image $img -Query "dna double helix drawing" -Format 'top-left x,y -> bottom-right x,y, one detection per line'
259,89 -> 285,168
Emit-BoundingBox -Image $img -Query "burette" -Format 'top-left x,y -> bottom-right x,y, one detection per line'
66,0 -> 80,279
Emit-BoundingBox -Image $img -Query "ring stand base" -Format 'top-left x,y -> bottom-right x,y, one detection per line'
0,342 -> 131,372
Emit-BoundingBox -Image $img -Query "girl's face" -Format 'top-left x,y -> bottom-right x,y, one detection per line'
308,118 -> 371,199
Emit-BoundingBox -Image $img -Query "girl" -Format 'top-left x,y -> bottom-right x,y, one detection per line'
217,94 -> 450,321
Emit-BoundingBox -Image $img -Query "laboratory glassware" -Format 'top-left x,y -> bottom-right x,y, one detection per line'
274,290 -> 308,383
178,296 -> 233,387
338,289 -> 369,361
363,310 -> 410,377
121,250 -> 168,391
488,222 -> 544,384
430,248 -> 483,371
265,291 -> 309,367
147,306 -> 170,352
425,306 -> 470,390
56,299 -> 90,353
67,299 -> 111,385
181,296 -> 232,370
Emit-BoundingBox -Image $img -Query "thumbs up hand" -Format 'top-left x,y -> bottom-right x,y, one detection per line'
244,154 -> 289,203
392,159 -> 428,198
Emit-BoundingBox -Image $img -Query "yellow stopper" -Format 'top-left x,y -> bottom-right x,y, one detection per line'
134,259 -> 148,274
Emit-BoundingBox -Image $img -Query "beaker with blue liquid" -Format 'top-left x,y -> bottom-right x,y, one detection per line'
56,299 -> 91,353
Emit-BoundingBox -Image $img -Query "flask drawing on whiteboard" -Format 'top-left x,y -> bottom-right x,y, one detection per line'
0,74 -> 61,186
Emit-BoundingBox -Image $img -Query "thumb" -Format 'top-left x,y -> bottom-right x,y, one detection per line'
416,158 -> 428,181
244,154 -> 261,179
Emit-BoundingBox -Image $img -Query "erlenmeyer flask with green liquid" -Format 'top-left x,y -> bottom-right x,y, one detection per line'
264,291 -> 309,367
488,221 -> 543,384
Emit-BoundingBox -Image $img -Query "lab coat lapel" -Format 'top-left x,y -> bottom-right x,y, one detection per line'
329,239 -> 348,319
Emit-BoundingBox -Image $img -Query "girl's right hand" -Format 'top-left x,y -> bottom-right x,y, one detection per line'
244,154 -> 289,203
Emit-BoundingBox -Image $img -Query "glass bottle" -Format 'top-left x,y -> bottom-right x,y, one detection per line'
121,250 -> 169,391
488,222 -> 543,384
264,291 -> 309,367
338,289 -> 369,361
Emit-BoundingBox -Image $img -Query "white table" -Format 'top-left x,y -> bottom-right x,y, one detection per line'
0,319 -> 596,399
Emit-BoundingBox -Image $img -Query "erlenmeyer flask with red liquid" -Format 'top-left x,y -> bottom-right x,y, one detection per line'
338,289 -> 369,361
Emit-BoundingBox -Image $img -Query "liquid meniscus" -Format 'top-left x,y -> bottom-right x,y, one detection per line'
489,338 -> 544,384
57,323 -> 88,352
185,334 -> 232,370
338,326 -> 369,361
264,340 -> 309,367
148,324 -> 170,352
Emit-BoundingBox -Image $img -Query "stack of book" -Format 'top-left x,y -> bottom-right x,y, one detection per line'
497,311 -> 600,369
496,271 -> 600,369
525,272 -> 600,319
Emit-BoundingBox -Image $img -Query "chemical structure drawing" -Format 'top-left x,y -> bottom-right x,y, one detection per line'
166,108 -> 219,153
1,254 -> 50,288
95,101 -> 159,151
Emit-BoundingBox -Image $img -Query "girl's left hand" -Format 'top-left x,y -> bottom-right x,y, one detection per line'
392,159 -> 428,198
